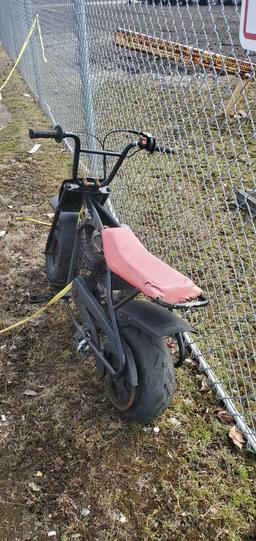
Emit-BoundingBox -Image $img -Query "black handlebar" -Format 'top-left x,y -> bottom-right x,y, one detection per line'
154,144 -> 176,154
28,125 -> 176,185
137,134 -> 175,155
28,126 -> 175,155
29,125 -> 64,143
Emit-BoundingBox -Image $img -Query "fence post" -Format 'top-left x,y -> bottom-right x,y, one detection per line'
74,0 -> 97,174
24,0 -> 44,107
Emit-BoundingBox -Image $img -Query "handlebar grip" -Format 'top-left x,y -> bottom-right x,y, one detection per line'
154,145 -> 176,154
28,125 -> 63,143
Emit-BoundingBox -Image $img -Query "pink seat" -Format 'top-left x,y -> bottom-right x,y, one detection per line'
101,228 -> 202,304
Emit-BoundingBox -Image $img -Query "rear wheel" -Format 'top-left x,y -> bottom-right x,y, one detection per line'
104,325 -> 176,422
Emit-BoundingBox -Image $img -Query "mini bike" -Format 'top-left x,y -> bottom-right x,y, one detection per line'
29,125 -> 208,422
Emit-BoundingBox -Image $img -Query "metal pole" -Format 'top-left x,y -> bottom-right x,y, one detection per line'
74,0 -> 97,175
24,0 -> 44,107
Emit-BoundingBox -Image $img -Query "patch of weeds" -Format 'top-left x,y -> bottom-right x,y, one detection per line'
231,489 -> 256,519
190,416 -> 213,446
234,464 -> 250,481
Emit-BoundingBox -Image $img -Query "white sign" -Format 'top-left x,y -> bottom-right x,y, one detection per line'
240,0 -> 256,51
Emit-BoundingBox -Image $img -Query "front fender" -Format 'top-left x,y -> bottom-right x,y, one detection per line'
116,300 -> 196,338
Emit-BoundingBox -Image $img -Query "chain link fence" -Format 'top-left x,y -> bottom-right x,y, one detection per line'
0,0 -> 255,450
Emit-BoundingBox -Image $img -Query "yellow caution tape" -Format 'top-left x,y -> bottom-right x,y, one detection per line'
36,14 -> 47,63
0,17 -> 37,92
15,216 -> 51,227
0,14 -> 46,93
0,282 -> 73,336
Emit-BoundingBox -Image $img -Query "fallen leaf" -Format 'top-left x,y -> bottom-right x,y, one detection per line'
109,420 -> 122,430
217,410 -> 233,425
237,109 -> 248,119
81,506 -> 91,517
183,398 -> 194,407
112,510 -> 127,524
28,481 -> 41,492
229,425 -> 245,449
201,377 -> 211,391
184,357 -> 197,366
23,390 -> 38,396
168,416 -> 182,427
28,143 -> 41,155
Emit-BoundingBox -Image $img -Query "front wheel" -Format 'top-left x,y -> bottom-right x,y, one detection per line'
45,212 -> 78,288
104,326 -> 176,422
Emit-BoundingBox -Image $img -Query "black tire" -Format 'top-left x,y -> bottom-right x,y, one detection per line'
45,212 -> 77,288
104,326 -> 176,422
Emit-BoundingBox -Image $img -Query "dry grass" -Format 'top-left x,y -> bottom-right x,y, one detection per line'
0,48 -> 256,541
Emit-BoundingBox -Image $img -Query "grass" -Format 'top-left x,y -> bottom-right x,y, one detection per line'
0,47 -> 255,541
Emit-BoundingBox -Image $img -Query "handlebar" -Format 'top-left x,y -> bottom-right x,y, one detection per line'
28,125 -> 176,186
29,125 -> 64,143
138,134 -> 176,155
28,126 -> 175,155
154,144 -> 176,154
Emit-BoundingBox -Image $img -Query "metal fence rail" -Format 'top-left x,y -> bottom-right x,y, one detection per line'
0,0 -> 255,450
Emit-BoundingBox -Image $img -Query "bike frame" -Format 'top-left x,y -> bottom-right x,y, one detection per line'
50,132 -> 143,379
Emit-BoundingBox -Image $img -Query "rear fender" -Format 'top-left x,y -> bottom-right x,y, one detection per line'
116,300 -> 196,338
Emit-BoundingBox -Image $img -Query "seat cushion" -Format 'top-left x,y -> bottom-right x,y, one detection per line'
102,227 -> 202,304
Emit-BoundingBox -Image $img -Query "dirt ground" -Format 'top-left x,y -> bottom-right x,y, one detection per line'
0,48 -> 256,541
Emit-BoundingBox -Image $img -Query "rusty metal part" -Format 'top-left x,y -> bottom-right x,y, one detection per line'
115,29 -> 256,79
110,384 -> 137,411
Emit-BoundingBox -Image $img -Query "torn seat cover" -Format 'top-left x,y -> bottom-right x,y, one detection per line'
101,227 -> 202,304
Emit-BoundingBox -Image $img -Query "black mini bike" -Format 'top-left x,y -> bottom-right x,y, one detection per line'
29,125 -> 208,422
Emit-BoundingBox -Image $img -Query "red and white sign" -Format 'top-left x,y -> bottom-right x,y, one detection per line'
240,0 -> 256,51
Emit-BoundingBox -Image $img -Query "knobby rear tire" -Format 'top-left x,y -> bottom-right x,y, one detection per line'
105,325 -> 176,422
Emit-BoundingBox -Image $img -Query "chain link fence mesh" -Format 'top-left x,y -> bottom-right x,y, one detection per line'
0,0 -> 255,450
